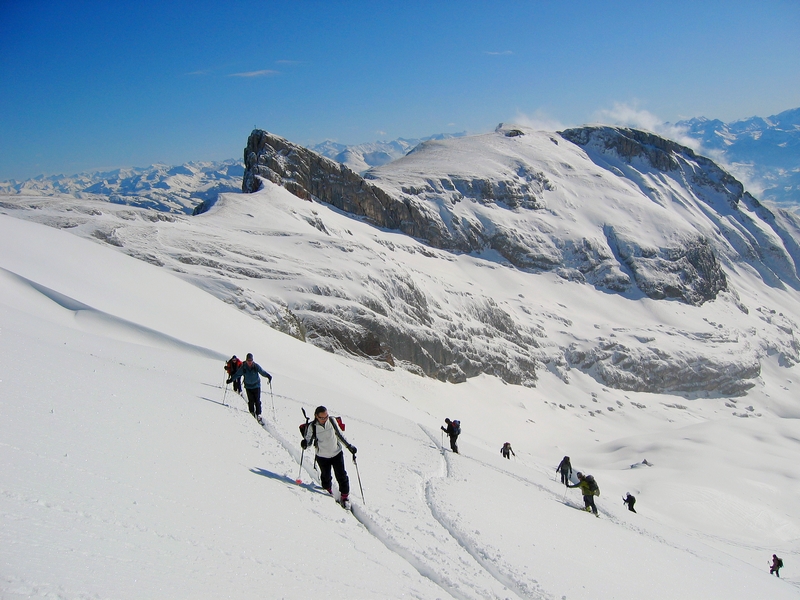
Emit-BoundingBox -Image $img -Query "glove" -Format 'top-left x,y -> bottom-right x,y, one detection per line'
267,375 -> 273,383
226,378 -> 232,384
301,439 -> 309,450
349,446 -> 357,455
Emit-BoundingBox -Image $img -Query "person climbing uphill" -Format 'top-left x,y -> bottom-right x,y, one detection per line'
302,405 -> 356,508
501,442 -> 515,459
567,471 -> 600,515
556,456 -> 572,485
770,554 -> 783,577
224,355 -> 243,394
441,418 -> 461,454
231,353 -> 272,424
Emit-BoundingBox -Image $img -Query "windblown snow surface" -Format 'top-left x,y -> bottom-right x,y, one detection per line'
2,135 -> 800,598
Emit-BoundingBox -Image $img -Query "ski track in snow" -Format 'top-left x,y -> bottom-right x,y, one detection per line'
251,395 -> 467,599
246,391 -> 527,600
418,425 -> 551,600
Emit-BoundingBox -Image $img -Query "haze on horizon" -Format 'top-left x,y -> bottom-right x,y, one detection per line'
1,0 -> 798,180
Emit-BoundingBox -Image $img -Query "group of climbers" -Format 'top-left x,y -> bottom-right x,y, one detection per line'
222,356 -> 786,576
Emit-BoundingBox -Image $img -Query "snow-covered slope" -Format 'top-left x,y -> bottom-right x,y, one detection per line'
0,160 -> 244,214
3,209 -> 800,599
677,107 -> 800,207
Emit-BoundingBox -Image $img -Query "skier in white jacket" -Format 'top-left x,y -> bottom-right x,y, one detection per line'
301,406 -> 356,505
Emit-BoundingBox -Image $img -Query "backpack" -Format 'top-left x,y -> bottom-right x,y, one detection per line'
585,475 -> 600,496
225,356 -> 241,375
452,420 -> 461,435
778,558 -> 784,568
299,415 -> 346,440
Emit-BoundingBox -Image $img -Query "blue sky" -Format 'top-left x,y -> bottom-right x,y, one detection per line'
1,0 -> 798,180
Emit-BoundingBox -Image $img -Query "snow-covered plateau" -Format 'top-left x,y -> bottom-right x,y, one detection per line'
2,123 -> 800,599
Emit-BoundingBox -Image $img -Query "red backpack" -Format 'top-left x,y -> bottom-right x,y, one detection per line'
225,357 -> 242,375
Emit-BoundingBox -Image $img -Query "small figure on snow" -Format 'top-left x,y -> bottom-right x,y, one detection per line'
231,353 -> 272,423
302,405 -> 356,507
224,355 -> 243,394
501,442 -> 515,459
623,492 -> 636,513
770,554 -> 783,577
441,418 -> 461,454
567,472 -> 600,515
556,456 -> 572,485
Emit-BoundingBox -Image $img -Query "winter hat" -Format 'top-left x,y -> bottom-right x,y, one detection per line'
246,353 -> 253,360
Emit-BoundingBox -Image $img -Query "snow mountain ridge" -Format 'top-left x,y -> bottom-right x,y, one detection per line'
3,121 -> 800,598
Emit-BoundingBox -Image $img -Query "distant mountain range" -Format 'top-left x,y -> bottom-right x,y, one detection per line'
676,107 -> 800,206
1,108 -> 797,213
0,160 -> 244,214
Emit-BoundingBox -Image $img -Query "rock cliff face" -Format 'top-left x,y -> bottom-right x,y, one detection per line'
237,125 -> 800,393
243,130 -> 452,246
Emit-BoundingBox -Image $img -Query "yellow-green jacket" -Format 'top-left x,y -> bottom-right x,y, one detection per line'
568,478 -> 600,497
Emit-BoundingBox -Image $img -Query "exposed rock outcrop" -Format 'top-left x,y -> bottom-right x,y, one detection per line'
243,130 -> 453,247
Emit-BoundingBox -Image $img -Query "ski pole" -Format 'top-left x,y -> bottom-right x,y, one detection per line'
270,380 -> 275,421
353,454 -> 365,504
222,372 -> 229,407
296,408 -> 310,484
296,446 -> 305,484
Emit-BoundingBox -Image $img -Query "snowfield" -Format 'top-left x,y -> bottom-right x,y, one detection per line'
2,180 -> 800,598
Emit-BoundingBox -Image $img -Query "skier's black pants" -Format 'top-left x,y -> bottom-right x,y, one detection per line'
560,469 -> 570,485
583,494 -> 597,514
245,387 -> 262,417
449,434 -> 459,453
315,451 -> 350,496
232,378 -> 242,394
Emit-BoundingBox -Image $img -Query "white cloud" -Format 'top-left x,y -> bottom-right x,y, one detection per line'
594,101 -> 701,152
511,109 -> 566,132
229,69 -> 280,78
485,50 -> 513,56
